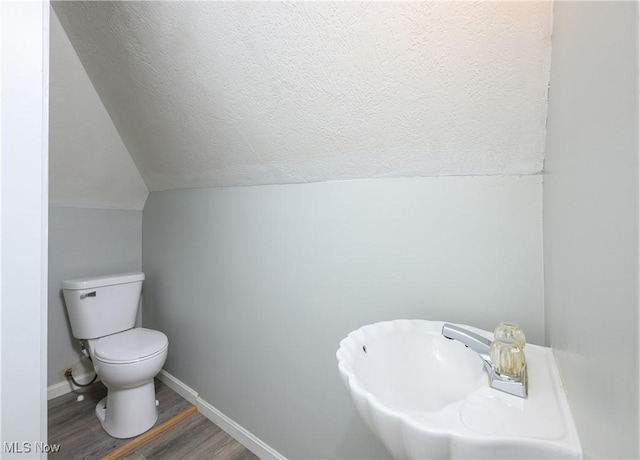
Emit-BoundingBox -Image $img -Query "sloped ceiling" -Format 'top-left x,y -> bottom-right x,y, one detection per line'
50,8 -> 148,210
53,1 -> 552,192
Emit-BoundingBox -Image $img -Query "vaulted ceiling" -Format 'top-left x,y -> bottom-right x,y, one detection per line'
49,8 -> 148,210
52,1 -> 552,193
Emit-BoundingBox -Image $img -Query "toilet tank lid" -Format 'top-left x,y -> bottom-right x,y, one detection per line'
62,272 -> 145,290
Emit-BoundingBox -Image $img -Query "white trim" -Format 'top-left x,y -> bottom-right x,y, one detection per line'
157,370 -> 286,460
47,373 -> 101,401
40,1 -> 50,443
1,1 -> 49,450
156,369 -> 197,404
0,0 -> 3,440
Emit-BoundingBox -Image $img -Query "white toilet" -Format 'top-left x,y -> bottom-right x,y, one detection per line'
62,272 -> 168,439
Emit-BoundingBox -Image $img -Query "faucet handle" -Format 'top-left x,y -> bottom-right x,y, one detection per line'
490,322 -> 527,378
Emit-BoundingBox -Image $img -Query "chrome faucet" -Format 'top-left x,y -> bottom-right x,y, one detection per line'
442,323 -> 528,398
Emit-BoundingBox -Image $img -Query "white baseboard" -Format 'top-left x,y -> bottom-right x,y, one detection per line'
157,369 -> 198,404
196,397 -> 286,460
157,370 -> 285,460
47,372 -> 100,400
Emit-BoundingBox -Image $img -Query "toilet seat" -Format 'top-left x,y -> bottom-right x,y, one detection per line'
92,328 -> 168,364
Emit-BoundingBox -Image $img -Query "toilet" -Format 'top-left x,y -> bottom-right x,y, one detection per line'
62,272 -> 168,439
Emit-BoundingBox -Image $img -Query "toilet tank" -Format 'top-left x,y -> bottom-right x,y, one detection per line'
62,272 -> 145,339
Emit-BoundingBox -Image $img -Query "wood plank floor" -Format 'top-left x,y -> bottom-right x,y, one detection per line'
48,380 -> 259,460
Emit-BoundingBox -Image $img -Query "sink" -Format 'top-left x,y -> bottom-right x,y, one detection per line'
336,319 -> 582,459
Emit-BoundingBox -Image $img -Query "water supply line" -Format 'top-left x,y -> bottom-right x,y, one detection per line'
65,340 -> 98,388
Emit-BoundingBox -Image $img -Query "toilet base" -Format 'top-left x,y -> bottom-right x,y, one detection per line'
96,380 -> 158,439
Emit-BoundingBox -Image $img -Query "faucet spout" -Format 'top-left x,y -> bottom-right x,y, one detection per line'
441,323 -> 492,370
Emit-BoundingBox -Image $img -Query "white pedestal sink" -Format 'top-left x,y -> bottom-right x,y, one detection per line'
336,319 -> 582,459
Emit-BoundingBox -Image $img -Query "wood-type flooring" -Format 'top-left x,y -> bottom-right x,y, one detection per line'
48,379 -> 259,460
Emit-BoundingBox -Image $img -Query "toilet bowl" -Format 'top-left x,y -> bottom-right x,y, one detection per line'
62,272 -> 169,439
89,328 -> 168,438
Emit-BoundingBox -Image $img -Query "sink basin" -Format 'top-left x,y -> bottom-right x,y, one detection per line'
336,319 -> 582,459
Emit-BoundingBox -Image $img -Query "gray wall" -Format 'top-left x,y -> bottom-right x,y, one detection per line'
143,175 -> 544,459
48,207 -> 142,387
543,2 -> 639,458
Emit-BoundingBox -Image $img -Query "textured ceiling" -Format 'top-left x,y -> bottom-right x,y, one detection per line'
53,1 -> 552,191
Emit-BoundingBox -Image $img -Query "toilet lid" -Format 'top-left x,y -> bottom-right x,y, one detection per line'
93,328 -> 168,364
